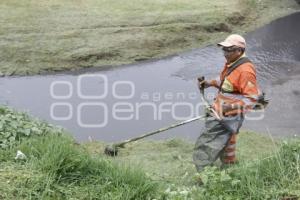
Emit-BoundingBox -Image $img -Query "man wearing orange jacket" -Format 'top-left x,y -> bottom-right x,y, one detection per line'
193,34 -> 260,171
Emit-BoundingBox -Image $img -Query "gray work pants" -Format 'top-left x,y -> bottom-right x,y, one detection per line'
193,114 -> 244,172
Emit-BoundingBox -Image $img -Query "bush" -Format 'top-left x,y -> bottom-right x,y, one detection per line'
0,106 -> 64,149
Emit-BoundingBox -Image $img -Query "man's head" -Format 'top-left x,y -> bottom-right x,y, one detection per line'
218,34 -> 246,63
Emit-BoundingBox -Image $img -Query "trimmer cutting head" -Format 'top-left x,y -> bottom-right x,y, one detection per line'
104,144 -> 118,156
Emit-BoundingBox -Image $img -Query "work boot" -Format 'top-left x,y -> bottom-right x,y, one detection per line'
220,160 -> 239,170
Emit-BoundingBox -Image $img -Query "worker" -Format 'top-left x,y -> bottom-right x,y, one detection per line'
193,34 -> 261,171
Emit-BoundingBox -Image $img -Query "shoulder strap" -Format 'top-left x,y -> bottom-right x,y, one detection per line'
225,57 -> 251,77
219,57 -> 252,92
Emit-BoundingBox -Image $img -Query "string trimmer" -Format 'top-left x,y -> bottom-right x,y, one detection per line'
104,115 -> 206,156
104,76 -> 217,156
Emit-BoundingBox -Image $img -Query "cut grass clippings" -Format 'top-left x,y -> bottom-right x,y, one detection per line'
0,0 -> 299,75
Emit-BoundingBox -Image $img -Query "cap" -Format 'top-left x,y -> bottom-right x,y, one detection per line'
217,34 -> 246,48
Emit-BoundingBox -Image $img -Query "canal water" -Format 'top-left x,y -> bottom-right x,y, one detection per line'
0,12 -> 299,142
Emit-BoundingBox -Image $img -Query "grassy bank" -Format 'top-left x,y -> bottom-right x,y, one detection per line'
87,133 -> 300,200
1,105 -> 300,199
0,0 -> 299,76
0,106 -> 159,199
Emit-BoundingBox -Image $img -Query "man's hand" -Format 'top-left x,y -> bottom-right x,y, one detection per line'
198,80 -> 211,90
197,77 -> 211,90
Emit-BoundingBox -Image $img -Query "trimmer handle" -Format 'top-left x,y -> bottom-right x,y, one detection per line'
197,76 -> 205,94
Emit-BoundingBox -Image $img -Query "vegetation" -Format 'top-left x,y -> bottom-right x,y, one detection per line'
0,106 -> 159,199
87,133 -> 300,199
0,0 -> 299,75
1,1 -> 299,199
0,108 -> 299,199
195,140 -> 300,199
0,106 -> 65,149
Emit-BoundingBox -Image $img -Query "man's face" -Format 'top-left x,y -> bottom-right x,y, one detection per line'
222,46 -> 242,63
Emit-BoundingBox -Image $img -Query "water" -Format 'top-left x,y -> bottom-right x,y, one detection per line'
1,12 -> 300,142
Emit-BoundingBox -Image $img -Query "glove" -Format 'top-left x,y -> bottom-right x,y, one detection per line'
197,77 -> 211,90
198,80 -> 211,90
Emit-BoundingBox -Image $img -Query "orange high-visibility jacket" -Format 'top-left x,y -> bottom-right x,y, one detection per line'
210,56 -> 259,116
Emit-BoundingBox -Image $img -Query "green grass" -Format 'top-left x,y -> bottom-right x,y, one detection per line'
1,105 -> 300,199
0,106 -> 159,199
0,0 -> 298,75
194,140 -> 300,200
85,132 -> 300,199
0,134 -> 159,199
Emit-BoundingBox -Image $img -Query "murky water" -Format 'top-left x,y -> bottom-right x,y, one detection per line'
0,12 -> 299,142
